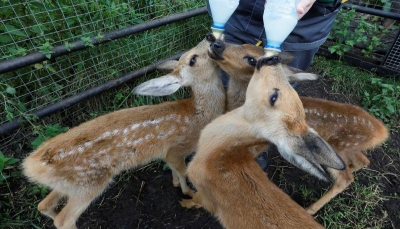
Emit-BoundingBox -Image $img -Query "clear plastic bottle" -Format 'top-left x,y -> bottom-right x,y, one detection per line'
263,0 -> 298,56
209,0 -> 240,39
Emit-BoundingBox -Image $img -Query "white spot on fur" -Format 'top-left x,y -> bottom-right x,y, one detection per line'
112,129 -> 119,135
145,133 -> 154,140
304,108 -> 309,113
103,131 -> 111,138
123,128 -> 129,134
132,138 -> 143,145
84,141 -> 93,148
78,146 -> 84,153
331,112 -> 334,117
184,117 -> 190,123
166,114 -> 181,121
99,149 -> 107,155
131,123 -> 140,131
59,151 -> 67,159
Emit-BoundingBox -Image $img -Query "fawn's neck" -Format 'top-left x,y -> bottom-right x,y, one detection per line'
196,107 -> 265,162
189,75 -> 226,124
226,78 -> 248,112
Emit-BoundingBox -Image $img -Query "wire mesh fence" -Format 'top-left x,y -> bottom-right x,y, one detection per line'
384,30 -> 400,70
1,0 -> 210,156
347,0 -> 400,12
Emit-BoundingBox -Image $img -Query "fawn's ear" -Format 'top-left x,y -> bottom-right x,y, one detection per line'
282,65 -> 320,82
276,129 -> 345,183
278,52 -> 296,64
133,74 -> 181,96
156,60 -> 178,73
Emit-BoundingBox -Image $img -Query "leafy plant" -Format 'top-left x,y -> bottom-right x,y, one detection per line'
363,77 -> 400,124
81,36 -> 95,48
31,123 -> 69,149
0,151 -> 19,184
329,8 -> 388,58
1,83 -> 38,124
39,41 -> 54,59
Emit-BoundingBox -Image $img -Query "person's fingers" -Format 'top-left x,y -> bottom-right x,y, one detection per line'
297,0 -> 316,20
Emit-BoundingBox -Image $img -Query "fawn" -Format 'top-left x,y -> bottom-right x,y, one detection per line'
207,38 -> 389,214
22,35 -> 225,229
181,56 -> 345,229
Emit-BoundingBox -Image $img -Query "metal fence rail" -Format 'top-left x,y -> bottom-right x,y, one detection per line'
0,1 -> 209,155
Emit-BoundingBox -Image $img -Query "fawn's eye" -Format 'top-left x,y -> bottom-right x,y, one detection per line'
245,56 -> 257,67
189,55 -> 198,66
269,89 -> 279,106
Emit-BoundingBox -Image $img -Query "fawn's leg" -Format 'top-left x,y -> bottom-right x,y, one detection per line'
171,169 -> 180,187
181,192 -> 217,214
38,190 -> 64,219
53,190 -> 100,229
348,151 -> 370,172
306,169 -> 354,215
181,192 -> 203,209
165,152 -> 194,196
307,151 -> 370,215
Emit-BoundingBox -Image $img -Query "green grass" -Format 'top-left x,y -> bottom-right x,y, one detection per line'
311,55 -> 400,127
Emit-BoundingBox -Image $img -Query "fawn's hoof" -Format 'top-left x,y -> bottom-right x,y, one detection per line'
180,199 -> 195,209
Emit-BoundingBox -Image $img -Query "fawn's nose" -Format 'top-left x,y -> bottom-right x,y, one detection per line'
210,41 -> 225,55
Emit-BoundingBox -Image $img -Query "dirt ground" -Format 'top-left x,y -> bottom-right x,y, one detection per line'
11,77 -> 400,229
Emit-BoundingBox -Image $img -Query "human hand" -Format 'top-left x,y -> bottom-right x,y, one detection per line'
297,0 -> 316,20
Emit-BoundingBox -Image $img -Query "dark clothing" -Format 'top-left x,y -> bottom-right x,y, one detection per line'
207,0 -> 342,70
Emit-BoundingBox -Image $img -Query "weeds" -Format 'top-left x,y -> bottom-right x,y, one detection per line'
311,55 -> 400,128
30,123 -> 69,150
0,151 -> 19,185
363,77 -> 400,124
329,8 -> 389,59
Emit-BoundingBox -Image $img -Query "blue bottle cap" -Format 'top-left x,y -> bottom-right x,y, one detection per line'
265,44 -> 281,50
211,23 -> 225,29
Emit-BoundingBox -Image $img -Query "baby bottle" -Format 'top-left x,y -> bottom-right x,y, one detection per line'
209,0 -> 240,39
263,0 -> 298,56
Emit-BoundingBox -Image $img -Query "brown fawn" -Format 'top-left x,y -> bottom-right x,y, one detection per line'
207,38 -> 389,214
22,35 -> 225,229
182,56 -> 345,229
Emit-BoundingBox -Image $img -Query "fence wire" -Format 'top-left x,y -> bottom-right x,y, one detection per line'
347,0 -> 400,12
0,0 -> 209,156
